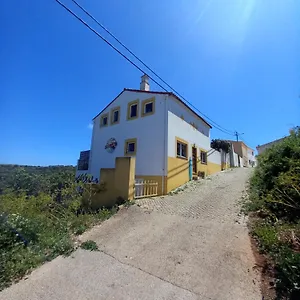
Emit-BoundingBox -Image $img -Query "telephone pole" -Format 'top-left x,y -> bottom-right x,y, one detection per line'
234,131 -> 244,167
234,131 -> 244,142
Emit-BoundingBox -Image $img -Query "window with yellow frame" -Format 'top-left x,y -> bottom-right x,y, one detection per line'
141,97 -> 155,117
124,138 -> 137,156
200,150 -> 207,164
110,106 -> 120,125
100,113 -> 109,127
176,137 -> 188,159
127,99 -> 139,120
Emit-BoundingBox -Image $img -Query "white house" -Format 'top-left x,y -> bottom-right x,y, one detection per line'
76,75 -> 225,195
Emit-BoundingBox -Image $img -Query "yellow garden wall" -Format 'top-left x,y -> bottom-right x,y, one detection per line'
83,157 -> 135,209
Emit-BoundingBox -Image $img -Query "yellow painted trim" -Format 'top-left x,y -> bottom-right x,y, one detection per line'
110,106 -> 120,125
124,138 -> 137,156
135,175 -> 167,195
127,99 -> 139,121
100,113 -> 109,128
141,97 -> 155,117
175,136 -> 189,160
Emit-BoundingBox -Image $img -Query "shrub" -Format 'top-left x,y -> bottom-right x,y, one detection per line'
247,127 -> 300,298
0,178 -> 116,290
80,240 -> 99,251
249,128 -> 300,221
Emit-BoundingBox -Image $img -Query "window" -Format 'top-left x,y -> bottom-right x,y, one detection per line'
200,150 -> 207,165
124,138 -> 137,156
131,104 -> 138,117
110,106 -> 120,125
145,102 -> 153,114
176,138 -> 188,159
127,100 -> 139,120
141,97 -> 155,117
100,113 -> 108,127
113,110 -> 119,122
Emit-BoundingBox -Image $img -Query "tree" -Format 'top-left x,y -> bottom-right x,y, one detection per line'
211,139 -> 231,170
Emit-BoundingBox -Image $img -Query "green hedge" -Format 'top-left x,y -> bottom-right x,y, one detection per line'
247,127 -> 300,299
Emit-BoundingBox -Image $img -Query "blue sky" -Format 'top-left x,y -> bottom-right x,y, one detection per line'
1,0 -> 299,166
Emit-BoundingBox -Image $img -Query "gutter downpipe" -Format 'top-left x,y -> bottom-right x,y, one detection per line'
162,95 -> 168,195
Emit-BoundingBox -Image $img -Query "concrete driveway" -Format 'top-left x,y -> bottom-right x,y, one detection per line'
0,168 -> 262,300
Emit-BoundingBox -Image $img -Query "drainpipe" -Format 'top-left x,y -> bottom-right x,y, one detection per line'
162,95 -> 168,194
189,158 -> 192,181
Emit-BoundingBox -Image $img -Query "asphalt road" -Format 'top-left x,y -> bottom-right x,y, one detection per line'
0,168 -> 261,300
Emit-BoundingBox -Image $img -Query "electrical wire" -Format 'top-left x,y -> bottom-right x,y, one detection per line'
70,0 -> 235,135
55,0 -> 235,136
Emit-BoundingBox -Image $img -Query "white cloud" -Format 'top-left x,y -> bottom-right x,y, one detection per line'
87,123 -> 93,130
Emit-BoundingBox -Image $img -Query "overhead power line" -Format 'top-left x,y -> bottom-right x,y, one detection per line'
70,0 -> 235,136
70,0 -> 234,135
54,0 -> 235,136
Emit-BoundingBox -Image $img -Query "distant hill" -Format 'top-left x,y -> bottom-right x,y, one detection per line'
0,164 -> 76,195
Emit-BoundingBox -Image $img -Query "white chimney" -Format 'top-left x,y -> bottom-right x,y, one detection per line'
140,74 -> 150,91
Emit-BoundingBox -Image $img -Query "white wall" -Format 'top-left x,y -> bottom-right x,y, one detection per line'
89,90 -> 166,180
167,111 -> 210,157
247,148 -> 256,166
168,96 -> 210,137
232,152 -> 239,167
207,149 -> 221,165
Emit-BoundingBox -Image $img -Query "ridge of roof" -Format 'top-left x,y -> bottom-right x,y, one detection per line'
92,88 -> 212,128
256,137 -> 286,149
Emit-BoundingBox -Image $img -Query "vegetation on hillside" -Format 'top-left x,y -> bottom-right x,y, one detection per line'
0,165 -> 116,291
244,128 -> 300,299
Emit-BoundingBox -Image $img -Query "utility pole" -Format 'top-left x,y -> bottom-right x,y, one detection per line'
234,131 -> 244,142
234,131 -> 244,167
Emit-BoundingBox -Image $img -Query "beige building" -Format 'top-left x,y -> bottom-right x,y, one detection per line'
256,137 -> 286,155
228,141 -> 256,167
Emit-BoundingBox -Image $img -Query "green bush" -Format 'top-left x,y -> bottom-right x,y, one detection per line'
253,223 -> 279,252
247,127 -> 300,298
250,128 -> 300,220
0,172 -> 116,290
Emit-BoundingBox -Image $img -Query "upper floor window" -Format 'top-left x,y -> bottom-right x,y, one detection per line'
100,113 -> 108,127
142,97 -> 155,117
111,106 -> 120,125
127,99 -> 139,120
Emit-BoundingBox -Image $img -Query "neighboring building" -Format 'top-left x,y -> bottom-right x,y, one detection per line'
228,141 -> 256,167
76,75 -> 225,195
228,142 -> 241,168
77,150 -> 90,173
256,137 -> 286,155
